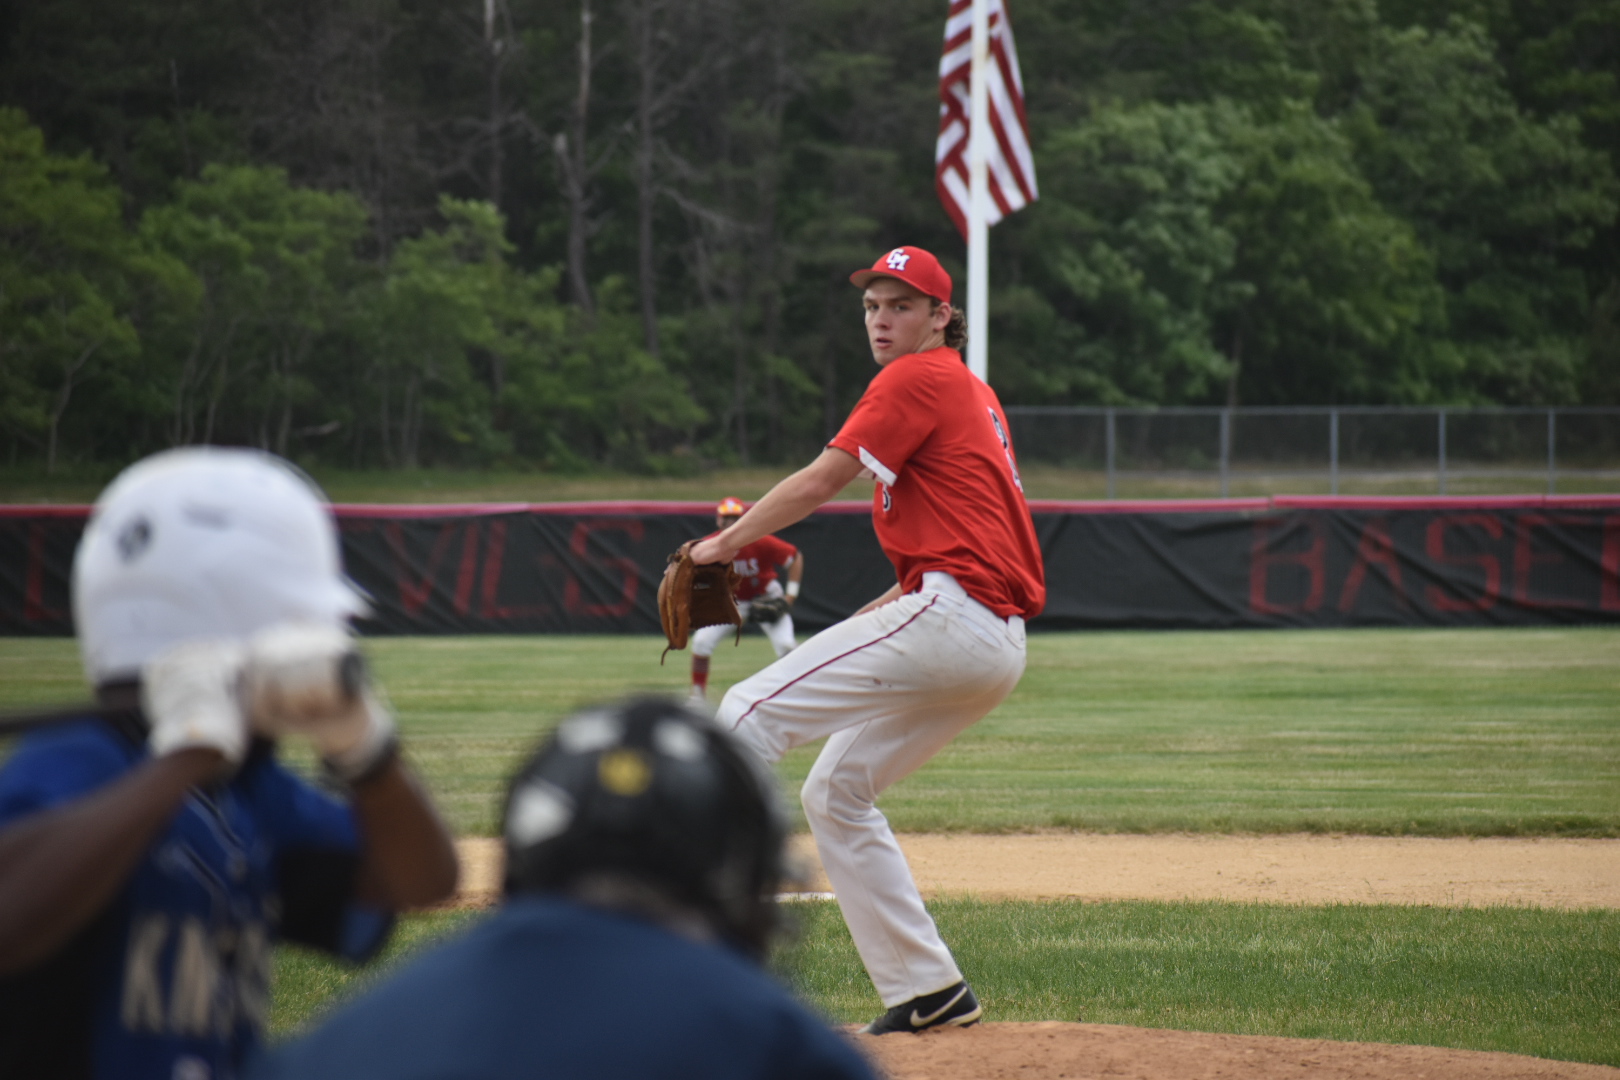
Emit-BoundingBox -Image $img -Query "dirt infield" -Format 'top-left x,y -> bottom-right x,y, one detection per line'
850,1022 -> 1620,1079
453,832 -> 1620,909
451,834 -> 1620,1079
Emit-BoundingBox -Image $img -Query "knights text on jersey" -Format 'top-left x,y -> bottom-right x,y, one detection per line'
829,346 -> 1045,618
0,720 -> 388,1080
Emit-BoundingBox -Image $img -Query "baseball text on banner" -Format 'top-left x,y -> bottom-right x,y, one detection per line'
4,500 -> 1619,635
935,0 -> 1037,239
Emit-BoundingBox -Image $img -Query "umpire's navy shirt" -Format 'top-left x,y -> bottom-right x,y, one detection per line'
0,716 -> 389,1080
250,895 -> 878,1080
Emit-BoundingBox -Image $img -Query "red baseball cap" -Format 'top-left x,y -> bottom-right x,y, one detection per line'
715,496 -> 746,516
849,246 -> 953,303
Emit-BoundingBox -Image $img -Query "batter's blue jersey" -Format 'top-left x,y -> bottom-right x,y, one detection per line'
0,717 -> 391,1080
250,896 -> 877,1080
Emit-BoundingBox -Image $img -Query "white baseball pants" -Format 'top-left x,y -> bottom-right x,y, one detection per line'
717,571 -> 1026,1006
691,580 -> 798,658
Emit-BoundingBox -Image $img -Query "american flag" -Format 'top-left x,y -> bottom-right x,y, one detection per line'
935,0 -> 1038,239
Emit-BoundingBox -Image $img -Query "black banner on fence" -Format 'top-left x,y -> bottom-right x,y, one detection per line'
3,497 -> 1617,637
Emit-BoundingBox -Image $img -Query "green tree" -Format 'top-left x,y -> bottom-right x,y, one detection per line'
360,197 -> 511,468
1016,100 -> 1249,404
140,164 -> 370,452
499,276 -> 706,472
1342,17 -> 1619,402
0,108 -> 192,471
1219,105 -> 1449,405
1009,99 -> 1445,407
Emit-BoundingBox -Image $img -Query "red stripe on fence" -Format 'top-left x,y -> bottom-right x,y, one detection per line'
8,495 -> 1620,518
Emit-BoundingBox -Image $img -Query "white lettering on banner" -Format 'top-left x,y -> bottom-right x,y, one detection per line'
121,914 -> 170,1033
988,408 -> 1024,492
885,249 -> 911,271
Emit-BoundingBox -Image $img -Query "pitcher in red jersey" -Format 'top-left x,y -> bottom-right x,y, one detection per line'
690,246 -> 1044,1035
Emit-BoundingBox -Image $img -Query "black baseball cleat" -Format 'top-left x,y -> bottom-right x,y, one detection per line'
863,981 -> 982,1035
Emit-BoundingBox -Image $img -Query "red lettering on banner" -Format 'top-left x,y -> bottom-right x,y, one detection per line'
24,523 -> 66,622
1602,516 -> 1620,611
384,521 -> 460,617
1249,518 -> 1325,614
453,523 -> 480,615
1424,514 -> 1502,611
1338,518 -> 1407,611
480,520 -> 550,619
1512,514 -> 1585,608
563,520 -> 645,618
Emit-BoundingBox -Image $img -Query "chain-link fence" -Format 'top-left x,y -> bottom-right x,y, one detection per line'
1004,407 -> 1620,497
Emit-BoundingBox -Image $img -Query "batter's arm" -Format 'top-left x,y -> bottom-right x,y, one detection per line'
691,447 -> 862,564
348,757 -> 460,910
0,747 -> 229,975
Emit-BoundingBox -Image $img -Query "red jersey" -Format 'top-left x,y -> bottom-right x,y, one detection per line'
702,531 -> 799,601
829,346 -> 1045,619
732,534 -> 797,601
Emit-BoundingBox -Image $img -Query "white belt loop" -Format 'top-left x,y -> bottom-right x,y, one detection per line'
921,571 -> 1023,638
920,570 -> 966,599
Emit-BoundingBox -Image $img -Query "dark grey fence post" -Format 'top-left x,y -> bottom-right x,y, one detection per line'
1106,408 -> 1116,500
1219,409 -> 1232,497
1547,408 -> 1557,495
1329,408 -> 1340,496
1438,409 -> 1448,495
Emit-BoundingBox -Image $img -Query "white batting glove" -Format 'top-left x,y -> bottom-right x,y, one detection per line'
245,623 -> 398,784
141,640 -> 252,766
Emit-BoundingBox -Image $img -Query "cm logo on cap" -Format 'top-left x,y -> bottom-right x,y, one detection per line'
885,249 -> 911,271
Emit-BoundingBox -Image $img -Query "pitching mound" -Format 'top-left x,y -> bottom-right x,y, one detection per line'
850,1022 -> 1620,1080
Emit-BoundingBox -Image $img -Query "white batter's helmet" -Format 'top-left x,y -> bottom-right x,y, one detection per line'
73,447 -> 367,686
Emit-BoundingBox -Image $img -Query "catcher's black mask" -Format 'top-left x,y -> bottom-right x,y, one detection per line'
501,696 -> 786,959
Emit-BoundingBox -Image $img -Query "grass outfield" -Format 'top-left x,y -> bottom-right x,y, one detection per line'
271,901 -> 1620,1066
5,463 -> 1618,504
4,628 -> 1616,1064
3,627 -> 1616,836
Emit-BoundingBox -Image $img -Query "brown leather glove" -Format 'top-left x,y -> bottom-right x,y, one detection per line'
659,541 -> 742,663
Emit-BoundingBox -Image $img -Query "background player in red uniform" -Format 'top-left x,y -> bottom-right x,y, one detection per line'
691,245 -> 1044,1035
688,497 -> 806,704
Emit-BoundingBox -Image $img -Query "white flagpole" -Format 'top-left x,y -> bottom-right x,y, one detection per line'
966,0 -> 990,383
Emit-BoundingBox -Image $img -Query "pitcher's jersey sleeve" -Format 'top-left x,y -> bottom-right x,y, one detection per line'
828,358 -> 939,488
